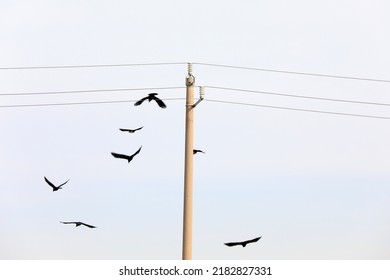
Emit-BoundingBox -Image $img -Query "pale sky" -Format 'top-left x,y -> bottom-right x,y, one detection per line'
1,0 -> 390,259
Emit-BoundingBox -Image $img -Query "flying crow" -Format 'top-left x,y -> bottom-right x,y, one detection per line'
111,146 -> 142,163
60,221 -> 96,228
224,236 -> 262,247
119,126 -> 143,133
44,177 -> 69,192
193,149 -> 205,155
134,93 -> 166,108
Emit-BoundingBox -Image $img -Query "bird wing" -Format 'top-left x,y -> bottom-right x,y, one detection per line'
60,221 -> 76,225
224,242 -> 241,247
134,96 -> 148,106
245,236 -> 262,244
131,146 -> 142,158
153,96 -> 167,108
80,222 -> 96,228
134,126 -> 144,131
58,179 -> 70,188
44,177 -> 56,189
119,128 -> 130,132
111,152 -> 130,160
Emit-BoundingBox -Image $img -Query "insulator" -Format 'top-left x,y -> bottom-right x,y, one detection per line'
200,86 -> 205,99
187,63 -> 193,75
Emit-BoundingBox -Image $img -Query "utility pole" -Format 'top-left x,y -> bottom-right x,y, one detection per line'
182,63 -> 195,260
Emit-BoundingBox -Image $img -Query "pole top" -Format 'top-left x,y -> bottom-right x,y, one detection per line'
186,63 -> 195,86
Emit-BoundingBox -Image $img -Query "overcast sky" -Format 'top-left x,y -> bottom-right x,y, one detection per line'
1,0 -> 390,260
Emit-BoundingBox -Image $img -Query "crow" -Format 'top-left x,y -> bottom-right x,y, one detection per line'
60,221 -> 96,228
193,149 -> 205,155
134,93 -> 167,108
44,177 -> 69,192
111,146 -> 142,163
224,236 -> 262,247
119,126 -> 143,133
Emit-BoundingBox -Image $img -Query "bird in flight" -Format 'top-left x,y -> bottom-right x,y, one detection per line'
224,236 -> 262,247
111,146 -> 142,163
193,149 -> 205,155
60,221 -> 96,228
44,177 -> 69,192
134,93 -> 167,108
119,126 -> 143,133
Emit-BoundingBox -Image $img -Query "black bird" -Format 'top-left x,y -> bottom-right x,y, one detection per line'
119,126 -> 143,133
224,236 -> 262,247
111,146 -> 142,163
134,93 -> 167,108
44,177 -> 69,192
193,149 -> 205,155
60,221 -> 96,228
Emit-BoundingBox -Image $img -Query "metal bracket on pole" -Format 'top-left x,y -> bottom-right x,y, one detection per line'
192,86 -> 204,108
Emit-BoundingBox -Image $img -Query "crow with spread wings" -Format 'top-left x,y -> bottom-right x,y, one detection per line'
224,236 -> 262,247
44,177 -> 69,192
134,93 -> 166,108
111,146 -> 142,163
60,221 -> 96,228
119,127 -> 143,133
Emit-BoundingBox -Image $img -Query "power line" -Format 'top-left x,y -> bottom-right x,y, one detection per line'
205,86 -> 390,107
204,99 -> 390,120
0,97 -> 185,108
0,62 -> 187,70
194,62 -> 390,83
2,91 -> 389,120
2,60 -> 389,84
0,86 -> 185,96
4,85 -> 390,109
3,84 -> 390,119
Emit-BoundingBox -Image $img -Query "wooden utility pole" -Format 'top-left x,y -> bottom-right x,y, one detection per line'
182,63 -> 195,260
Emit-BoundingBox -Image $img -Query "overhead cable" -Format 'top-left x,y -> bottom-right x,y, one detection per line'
0,98 -> 185,108
204,99 -> 390,120
205,85 -> 390,107
0,62 -> 187,70
0,86 -> 185,96
1,60 -> 389,83
194,62 -> 390,83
